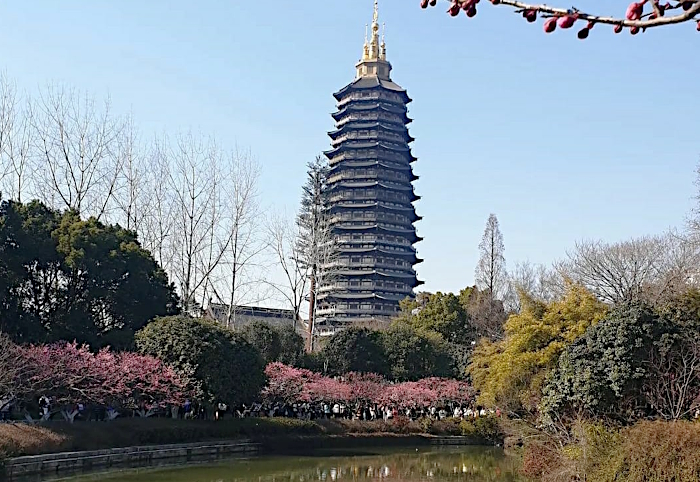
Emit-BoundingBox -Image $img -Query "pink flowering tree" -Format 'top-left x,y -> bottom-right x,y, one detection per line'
304,376 -> 351,404
344,372 -> 387,406
18,342 -> 190,422
423,1 -> 700,37
0,333 -> 24,412
111,352 -> 190,417
261,362 -> 318,404
417,378 -> 476,406
259,363 -> 476,410
381,382 -> 437,408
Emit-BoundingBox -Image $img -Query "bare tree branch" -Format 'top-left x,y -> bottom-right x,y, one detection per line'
425,0 -> 700,36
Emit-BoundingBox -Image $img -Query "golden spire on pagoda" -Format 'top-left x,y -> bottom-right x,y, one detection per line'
356,0 -> 391,80
369,0 -> 380,59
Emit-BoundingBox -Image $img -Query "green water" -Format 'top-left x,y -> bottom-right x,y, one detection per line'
64,446 -> 524,482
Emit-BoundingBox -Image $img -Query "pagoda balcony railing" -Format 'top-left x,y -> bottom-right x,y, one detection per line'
330,220 -> 414,232
337,261 -> 412,271
337,92 -> 404,107
335,243 -> 417,255
328,193 -> 411,204
330,200 -> 416,213
328,150 -> 410,165
329,154 -> 411,169
335,266 -> 417,276
318,283 -> 412,294
327,170 -> 409,184
337,236 -> 412,247
328,180 -> 413,194
336,113 -> 404,128
331,131 -> 407,147
316,307 -> 337,317
329,214 -> 411,226
319,307 -> 397,316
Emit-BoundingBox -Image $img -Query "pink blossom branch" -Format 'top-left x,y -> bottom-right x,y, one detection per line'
484,0 -> 700,28
423,1 -> 700,35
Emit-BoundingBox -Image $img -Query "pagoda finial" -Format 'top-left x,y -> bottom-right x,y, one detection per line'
368,0 -> 380,59
380,23 -> 386,60
356,0 -> 391,79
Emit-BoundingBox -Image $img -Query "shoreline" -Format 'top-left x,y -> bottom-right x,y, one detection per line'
2,434 -> 489,481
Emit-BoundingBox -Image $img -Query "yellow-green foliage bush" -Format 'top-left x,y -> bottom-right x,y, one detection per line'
469,285 -> 607,413
523,420 -> 700,482
459,417 -> 504,444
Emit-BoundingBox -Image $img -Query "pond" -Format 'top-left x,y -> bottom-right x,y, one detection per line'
60,446 -> 524,482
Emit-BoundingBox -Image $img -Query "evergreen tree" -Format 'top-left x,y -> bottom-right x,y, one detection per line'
296,155 -> 337,350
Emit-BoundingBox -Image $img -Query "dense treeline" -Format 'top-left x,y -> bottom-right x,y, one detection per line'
0,200 -> 178,349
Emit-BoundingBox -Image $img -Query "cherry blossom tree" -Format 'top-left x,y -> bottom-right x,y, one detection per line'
422,1 -> 700,37
261,362 -> 318,404
344,372 -> 387,405
18,342 -> 189,422
260,363 -> 474,408
381,382 -> 437,408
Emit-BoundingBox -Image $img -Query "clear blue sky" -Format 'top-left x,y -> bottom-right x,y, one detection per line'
1,1 -> 698,295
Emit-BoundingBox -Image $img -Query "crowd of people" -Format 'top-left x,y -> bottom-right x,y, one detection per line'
230,401 -> 499,422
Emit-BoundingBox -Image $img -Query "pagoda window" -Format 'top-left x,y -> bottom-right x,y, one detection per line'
350,304 -> 359,310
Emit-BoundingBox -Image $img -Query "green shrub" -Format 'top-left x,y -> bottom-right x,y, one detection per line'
459,417 -> 503,444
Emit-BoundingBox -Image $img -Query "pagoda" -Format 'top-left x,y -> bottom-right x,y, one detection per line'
316,1 -> 423,331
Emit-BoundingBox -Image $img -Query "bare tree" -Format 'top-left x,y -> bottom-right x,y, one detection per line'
220,150 -> 265,328
644,333 -> 700,420
0,75 -> 33,202
424,1 -> 700,37
508,260 -> 565,310
265,212 -> 308,329
139,137 -> 176,272
475,213 -> 507,301
169,133 -> 230,313
557,232 -> 700,305
113,116 -> 149,233
32,85 -> 123,219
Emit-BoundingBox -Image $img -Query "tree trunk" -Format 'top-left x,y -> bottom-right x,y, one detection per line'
307,272 -> 316,352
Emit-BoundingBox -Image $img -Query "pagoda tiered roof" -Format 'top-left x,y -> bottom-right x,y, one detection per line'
331,103 -> 411,124
333,76 -> 412,103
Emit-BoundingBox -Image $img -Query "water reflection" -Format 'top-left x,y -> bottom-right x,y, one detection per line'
65,447 -> 522,482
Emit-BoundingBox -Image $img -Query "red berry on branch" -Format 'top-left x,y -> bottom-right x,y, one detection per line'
577,27 -> 589,39
626,2 -> 645,20
430,0 -> 438,6
558,15 -> 577,28
543,17 -> 558,33
614,24 -> 624,33
649,13 -> 658,19
524,9 -> 538,22
683,1 -> 693,11
467,6 -> 477,17
420,0 -> 429,8
491,0 -> 500,4
449,3 -> 460,16
630,26 -> 640,34
697,20 -> 700,31
587,21 -> 595,29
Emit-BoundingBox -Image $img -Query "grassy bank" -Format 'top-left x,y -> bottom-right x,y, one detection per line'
521,420 -> 700,482
0,416 -> 501,460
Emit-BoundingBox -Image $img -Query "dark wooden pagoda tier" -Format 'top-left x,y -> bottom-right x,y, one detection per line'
316,8 -> 423,327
